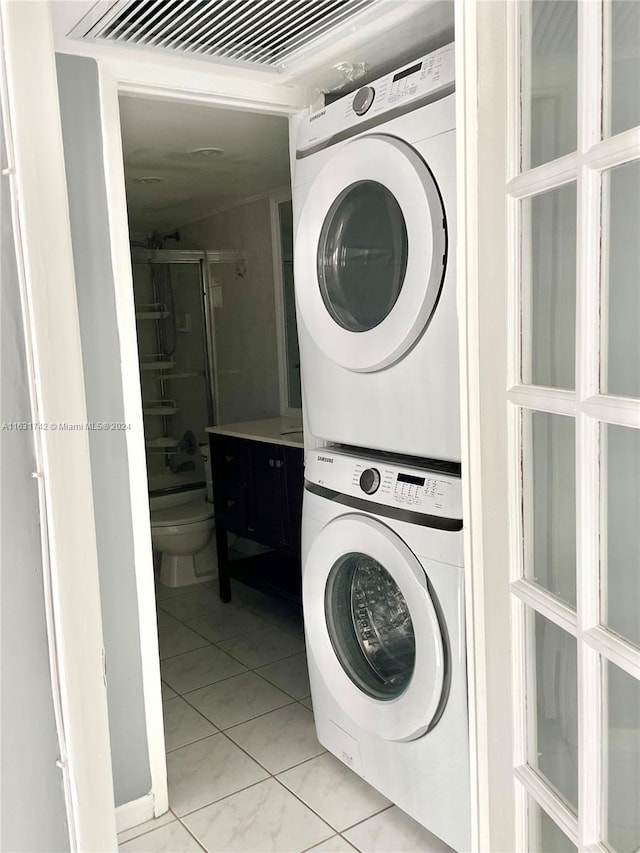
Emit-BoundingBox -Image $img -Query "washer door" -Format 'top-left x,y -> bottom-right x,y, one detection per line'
295,134 -> 446,373
303,514 -> 447,742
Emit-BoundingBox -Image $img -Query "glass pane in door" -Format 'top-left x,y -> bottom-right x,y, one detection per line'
523,1 -> 578,170
605,1 -> 640,138
522,184 -> 577,389
603,661 -> 640,853
524,412 -> 576,607
317,181 -> 408,332
528,798 -> 577,852
527,610 -> 578,811
602,424 -> 640,649
601,159 -> 640,399
325,552 -> 416,699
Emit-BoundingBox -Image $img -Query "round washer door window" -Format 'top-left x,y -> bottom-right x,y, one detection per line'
303,513 -> 447,742
295,134 -> 446,373
317,181 -> 408,332
325,552 -> 416,700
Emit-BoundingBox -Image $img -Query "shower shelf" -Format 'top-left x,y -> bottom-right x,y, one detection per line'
140,355 -> 175,371
161,371 -> 203,380
146,437 -> 180,452
136,303 -> 170,320
143,400 -> 178,416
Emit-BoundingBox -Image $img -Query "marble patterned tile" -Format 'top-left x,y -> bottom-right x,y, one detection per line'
226,703 -> 324,773
119,819 -> 202,851
218,625 -> 304,669
160,646 -> 246,695
185,605 -> 269,644
159,588 -> 227,622
156,609 -> 179,628
256,652 -> 311,700
306,837 -> 359,852
155,582 -> 200,602
163,696 -> 218,752
166,733 -> 268,817
185,671 -> 293,729
158,620 -> 210,660
161,682 -> 177,701
343,806 -> 454,853
278,753 -> 391,832
117,811 -> 176,845
183,778 -> 333,853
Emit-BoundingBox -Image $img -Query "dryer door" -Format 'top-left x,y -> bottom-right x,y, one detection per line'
303,514 -> 448,742
295,134 -> 447,373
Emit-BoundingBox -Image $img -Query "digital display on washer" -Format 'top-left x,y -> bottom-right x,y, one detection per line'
397,473 -> 425,486
393,62 -> 422,82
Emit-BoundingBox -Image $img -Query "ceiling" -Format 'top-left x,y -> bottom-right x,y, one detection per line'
51,1 -> 454,97
119,97 -> 290,234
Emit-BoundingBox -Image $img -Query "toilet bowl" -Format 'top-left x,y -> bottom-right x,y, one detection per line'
151,499 -> 217,588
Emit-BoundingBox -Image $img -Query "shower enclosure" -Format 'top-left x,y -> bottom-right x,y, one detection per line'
132,248 -> 234,493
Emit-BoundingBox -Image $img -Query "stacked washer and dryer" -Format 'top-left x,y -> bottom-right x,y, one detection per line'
292,43 -> 471,852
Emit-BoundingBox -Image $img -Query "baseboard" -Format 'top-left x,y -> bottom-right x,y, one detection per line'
115,792 -> 155,834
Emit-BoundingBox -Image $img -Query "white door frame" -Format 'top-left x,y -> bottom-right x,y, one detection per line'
18,3 -> 514,845
96,55 -> 307,827
0,2 -> 116,849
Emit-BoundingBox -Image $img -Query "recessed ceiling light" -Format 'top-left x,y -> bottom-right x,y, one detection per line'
133,175 -> 164,184
188,147 -> 224,159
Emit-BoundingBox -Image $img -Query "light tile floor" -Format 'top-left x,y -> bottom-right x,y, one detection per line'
118,579 -> 452,853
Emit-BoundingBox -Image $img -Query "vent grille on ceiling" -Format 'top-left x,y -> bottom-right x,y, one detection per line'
75,0 -> 381,70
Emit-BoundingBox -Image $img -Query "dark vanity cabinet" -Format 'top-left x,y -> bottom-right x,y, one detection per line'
210,433 -> 304,603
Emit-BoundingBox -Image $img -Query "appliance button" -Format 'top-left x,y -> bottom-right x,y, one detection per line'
359,468 -> 381,495
352,86 -> 375,116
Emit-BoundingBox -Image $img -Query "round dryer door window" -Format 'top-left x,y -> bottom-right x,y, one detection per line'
303,514 -> 448,742
295,134 -> 447,373
317,182 -> 408,332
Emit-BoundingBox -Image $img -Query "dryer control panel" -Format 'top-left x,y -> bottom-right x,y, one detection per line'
306,447 -> 462,521
297,42 -> 455,153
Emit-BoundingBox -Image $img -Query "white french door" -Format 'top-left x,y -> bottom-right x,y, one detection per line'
506,2 -> 640,850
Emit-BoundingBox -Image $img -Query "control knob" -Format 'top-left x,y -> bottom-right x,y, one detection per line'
352,86 -> 375,116
359,468 -> 381,495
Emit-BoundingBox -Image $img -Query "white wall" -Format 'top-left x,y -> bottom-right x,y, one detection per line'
0,108 -> 70,853
180,196 -> 282,425
56,53 -> 152,808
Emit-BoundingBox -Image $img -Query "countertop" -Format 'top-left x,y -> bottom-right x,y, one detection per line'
205,417 -> 304,448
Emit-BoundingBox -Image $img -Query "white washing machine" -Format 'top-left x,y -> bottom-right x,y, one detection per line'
302,447 -> 470,852
293,43 -> 459,461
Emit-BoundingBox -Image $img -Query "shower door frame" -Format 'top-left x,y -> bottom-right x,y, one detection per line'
135,247 -> 237,433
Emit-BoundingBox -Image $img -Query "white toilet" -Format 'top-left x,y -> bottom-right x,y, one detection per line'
151,443 -> 218,588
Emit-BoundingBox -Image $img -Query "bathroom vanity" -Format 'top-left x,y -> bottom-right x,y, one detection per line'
206,418 -> 304,603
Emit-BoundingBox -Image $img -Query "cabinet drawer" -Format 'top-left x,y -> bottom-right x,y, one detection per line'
211,435 -> 248,483
215,481 -> 247,530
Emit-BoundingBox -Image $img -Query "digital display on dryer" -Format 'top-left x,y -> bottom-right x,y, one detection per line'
397,473 -> 425,486
392,62 -> 422,82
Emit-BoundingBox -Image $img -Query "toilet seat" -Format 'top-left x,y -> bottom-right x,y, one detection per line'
151,500 -> 214,528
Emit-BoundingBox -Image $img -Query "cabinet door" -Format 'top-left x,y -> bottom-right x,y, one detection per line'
246,443 -> 285,546
211,435 -> 249,531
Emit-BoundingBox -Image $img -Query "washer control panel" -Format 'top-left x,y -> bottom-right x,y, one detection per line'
297,42 -> 454,153
307,448 -> 462,520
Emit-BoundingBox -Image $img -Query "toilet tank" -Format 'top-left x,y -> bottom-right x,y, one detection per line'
199,443 -> 214,503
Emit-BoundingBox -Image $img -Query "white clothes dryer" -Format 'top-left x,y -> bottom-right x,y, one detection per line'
302,447 -> 470,852
293,43 -> 460,461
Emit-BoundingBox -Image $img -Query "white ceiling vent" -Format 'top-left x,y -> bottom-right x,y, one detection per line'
69,0 -> 384,71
